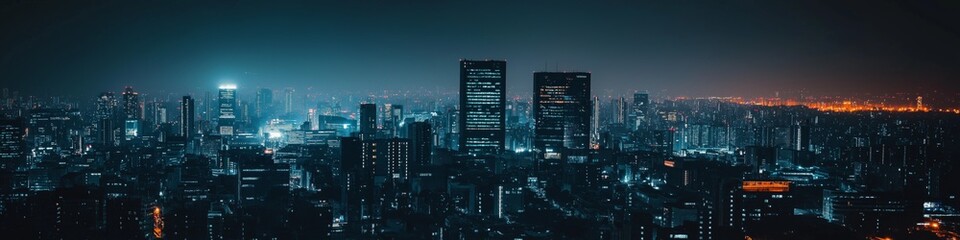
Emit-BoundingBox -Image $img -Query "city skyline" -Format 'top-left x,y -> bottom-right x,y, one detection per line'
2,1 -> 960,239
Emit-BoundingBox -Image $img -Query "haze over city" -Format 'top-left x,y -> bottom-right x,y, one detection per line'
2,0 -> 959,97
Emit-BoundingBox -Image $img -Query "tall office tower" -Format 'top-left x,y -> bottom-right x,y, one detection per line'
29,109 -> 80,151
158,105 -> 168,124
238,100 -> 250,124
341,140 -> 364,217
153,102 -> 168,125
382,104 -> 394,136
408,122 -> 432,175
391,104 -> 403,137
459,59 -> 506,156
308,109 -> 319,130
381,104 -> 403,137
283,88 -> 294,114
95,92 -> 119,145
380,138 -> 410,181
98,118 -> 115,147
533,72 -> 591,155
591,96 -> 600,148
121,86 -> 143,120
255,88 -> 273,119
181,96 -> 195,139
218,85 -> 237,136
96,92 -> 119,122
235,148 -> 289,206
790,121 -> 810,151
0,118 -> 26,170
202,91 -> 212,121
616,96 -> 626,125
359,103 -> 377,140
633,92 -> 649,130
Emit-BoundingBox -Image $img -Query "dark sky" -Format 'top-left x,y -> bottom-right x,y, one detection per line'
2,0 -> 959,98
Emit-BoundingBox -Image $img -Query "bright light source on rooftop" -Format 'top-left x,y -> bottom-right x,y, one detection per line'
219,84 -> 237,89
268,131 -> 282,139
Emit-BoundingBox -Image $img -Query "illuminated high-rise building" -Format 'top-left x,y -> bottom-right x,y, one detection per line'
614,96 -> 626,125
0,118 -> 26,170
382,104 -> 403,138
122,86 -> 143,120
96,92 -> 119,145
633,92 -> 649,130
407,121 -> 432,175
591,96 -> 600,148
96,92 -> 119,122
459,59 -> 506,156
359,103 -> 377,140
790,121 -> 810,151
380,138 -> 410,181
235,148 -> 289,206
181,96 -> 195,139
533,72 -> 591,154
308,108 -> 319,130
155,103 -> 167,124
238,100 -> 250,125
255,88 -> 272,119
202,91 -> 212,121
218,85 -> 237,136
283,88 -> 294,114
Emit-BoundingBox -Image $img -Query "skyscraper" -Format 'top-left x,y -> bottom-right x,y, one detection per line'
615,96 -> 626,125
408,121 -> 432,175
95,92 -> 119,145
283,88 -> 294,114
591,96 -> 600,149
633,92 -> 649,130
256,88 -> 273,119
96,92 -> 119,122
121,86 -> 143,121
381,104 -> 403,138
790,121 -> 810,151
235,148 -> 289,206
533,72 -> 591,155
359,103 -> 377,140
156,104 -> 167,125
381,138 -> 410,181
308,108 -> 319,130
459,59 -> 506,156
181,96 -> 195,139
121,87 -> 142,141
0,118 -> 26,170
218,85 -> 237,136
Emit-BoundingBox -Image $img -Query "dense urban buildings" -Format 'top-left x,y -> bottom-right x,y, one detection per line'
2,2 -> 960,240
1,63 -> 959,239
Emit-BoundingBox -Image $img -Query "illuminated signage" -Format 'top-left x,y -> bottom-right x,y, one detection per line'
664,160 -> 675,167
742,180 -> 790,192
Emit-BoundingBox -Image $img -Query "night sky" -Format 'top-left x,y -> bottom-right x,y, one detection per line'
2,0 -> 958,97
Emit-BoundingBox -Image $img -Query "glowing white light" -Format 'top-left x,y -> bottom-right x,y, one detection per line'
268,131 -> 282,139
219,84 -> 237,90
